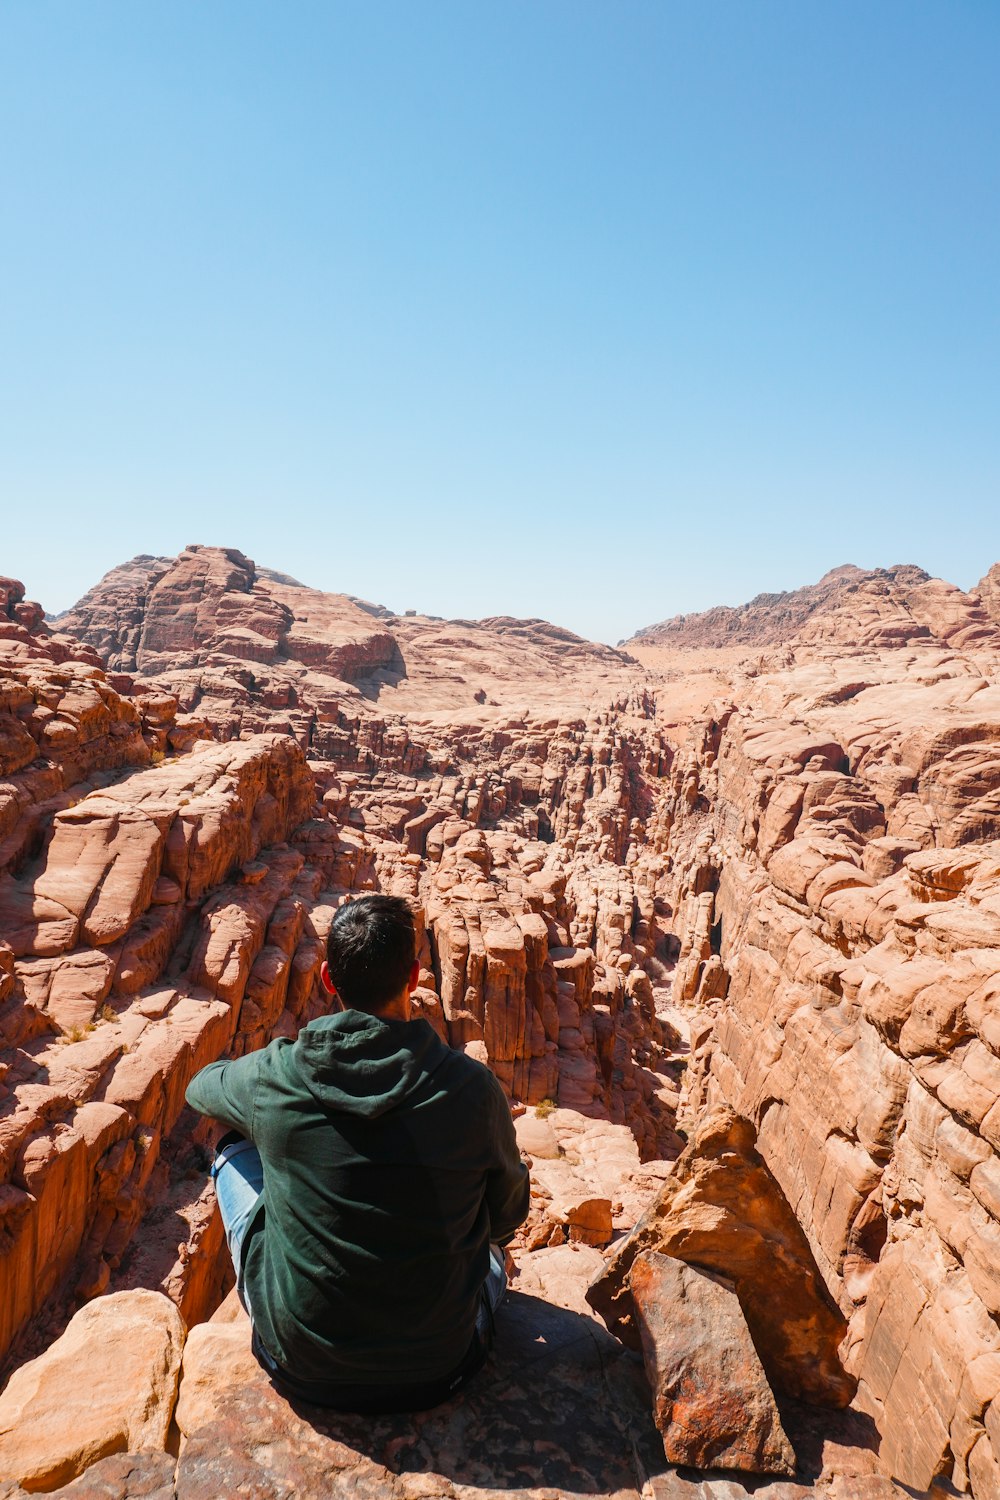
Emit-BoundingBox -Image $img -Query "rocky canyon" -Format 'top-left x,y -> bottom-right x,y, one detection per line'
3,546 -> 1000,1498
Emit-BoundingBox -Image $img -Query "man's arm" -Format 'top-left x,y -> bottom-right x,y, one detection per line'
484,1076 -> 530,1246
186,1053 -> 260,1138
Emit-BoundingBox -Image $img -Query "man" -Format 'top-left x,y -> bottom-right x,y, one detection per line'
186,893 -> 530,1412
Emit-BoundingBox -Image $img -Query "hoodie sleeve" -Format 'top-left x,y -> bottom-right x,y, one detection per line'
484,1074 -> 530,1246
185,1053 -> 261,1138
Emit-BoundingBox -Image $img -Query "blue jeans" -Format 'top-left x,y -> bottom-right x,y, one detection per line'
210,1137 -> 508,1339
211,1135 -> 265,1292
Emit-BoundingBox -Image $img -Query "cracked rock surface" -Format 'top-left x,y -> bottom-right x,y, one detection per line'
5,554 -> 1000,1495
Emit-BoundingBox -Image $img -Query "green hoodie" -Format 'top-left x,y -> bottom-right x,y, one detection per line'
186,1011 -> 530,1387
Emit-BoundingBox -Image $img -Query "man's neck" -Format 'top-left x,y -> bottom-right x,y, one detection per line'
371,991 -> 412,1024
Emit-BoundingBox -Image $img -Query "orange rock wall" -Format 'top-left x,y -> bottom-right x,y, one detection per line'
1,582 -> 679,1375
0,731 -> 318,1364
663,645 -> 1000,1492
20,550 -> 1000,1492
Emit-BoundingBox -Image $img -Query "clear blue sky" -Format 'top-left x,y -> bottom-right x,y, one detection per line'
2,2 -> 997,643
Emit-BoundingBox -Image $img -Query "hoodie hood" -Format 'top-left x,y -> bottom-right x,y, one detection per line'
289,1010 -> 448,1118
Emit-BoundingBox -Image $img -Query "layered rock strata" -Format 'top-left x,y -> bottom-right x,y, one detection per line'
1,566 -> 680,1386
0,725 -> 318,1363
630,563 -> 1000,1492
5,554 -> 1000,1494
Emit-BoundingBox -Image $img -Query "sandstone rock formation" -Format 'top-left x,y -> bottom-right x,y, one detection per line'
59,545 -> 640,758
631,1252 -> 797,1474
4,550 -> 1000,1496
587,1107 -> 855,1409
0,1289 -> 184,1492
631,562 -> 1000,654
0,1226 -> 900,1500
0,559 -> 679,1395
629,561 -> 1000,1492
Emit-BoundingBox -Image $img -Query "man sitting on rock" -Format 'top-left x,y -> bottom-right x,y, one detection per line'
186,893 -> 530,1412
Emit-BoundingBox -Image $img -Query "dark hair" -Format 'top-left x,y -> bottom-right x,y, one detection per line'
326,894 -> 416,1014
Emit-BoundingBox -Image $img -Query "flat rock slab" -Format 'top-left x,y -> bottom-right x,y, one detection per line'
631,1252 -> 796,1477
173,1273 -> 660,1500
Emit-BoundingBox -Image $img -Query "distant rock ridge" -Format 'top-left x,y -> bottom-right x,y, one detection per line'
630,560 -> 1000,654
56,545 -> 646,787
61,546 -> 633,681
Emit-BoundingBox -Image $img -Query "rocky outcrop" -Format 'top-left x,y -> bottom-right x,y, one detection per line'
631,1252 -> 797,1474
7,551 -> 1000,1495
49,557 -> 173,670
0,570 -> 331,1364
629,566 -> 1000,1492
587,1108 -> 855,1409
0,569 -> 678,1393
55,547 -> 683,1140
1,577 -> 104,669
0,1290 -> 184,1492
977,564 -> 1000,626
0,730 -> 318,1367
59,546 -> 640,768
0,1228 -> 905,1500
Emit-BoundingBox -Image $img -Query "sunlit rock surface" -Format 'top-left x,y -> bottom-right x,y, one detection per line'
3,553 -> 1000,1495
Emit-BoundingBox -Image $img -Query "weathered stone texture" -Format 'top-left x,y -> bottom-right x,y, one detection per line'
7,554 -> 1000,1494
588,1108 -> 855,1409
635,566 -> 1000,1494
631,1251 -> 796,1474
1,560 -> 678,1386
0,1289 -> 184,1492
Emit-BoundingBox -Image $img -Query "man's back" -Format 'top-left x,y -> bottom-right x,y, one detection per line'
187,1007 -> 529,1388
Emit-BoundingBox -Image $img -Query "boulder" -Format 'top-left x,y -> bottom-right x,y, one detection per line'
0,1291 -> 185,1492
631,1251 -> 796,1476
588,1108 -> 855,1408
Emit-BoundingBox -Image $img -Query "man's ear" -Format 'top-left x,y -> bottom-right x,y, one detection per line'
407,959 -> 420,994
320,961 -> 337,997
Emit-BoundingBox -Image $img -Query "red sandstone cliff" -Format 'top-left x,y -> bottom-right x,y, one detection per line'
625,560 -> 1000,1491
3,554 -> 1000,1495
0,559 -> 679,1399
